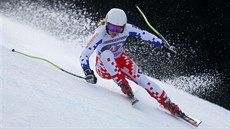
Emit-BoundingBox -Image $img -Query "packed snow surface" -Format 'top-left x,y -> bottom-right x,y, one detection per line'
0,16 -> 229,129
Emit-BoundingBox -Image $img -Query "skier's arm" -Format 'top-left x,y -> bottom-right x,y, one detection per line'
127,24 -> 176,57
80,30 -> 103,84
80,32 -> 102,71
127,24 -> 164,48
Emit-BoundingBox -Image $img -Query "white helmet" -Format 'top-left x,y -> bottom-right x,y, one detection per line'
106,8 -> 127,26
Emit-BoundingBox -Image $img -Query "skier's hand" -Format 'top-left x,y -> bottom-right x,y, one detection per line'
84,69 -> 97,84
167,46 -> 177,57
162,45 -> 177,57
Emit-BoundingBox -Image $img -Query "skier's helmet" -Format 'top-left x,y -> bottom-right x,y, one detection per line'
106,8 -> 127,26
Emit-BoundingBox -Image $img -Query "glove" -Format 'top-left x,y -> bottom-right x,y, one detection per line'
167,46 -> 177,57
84,69 -> 97,84
162,45 -> 177,57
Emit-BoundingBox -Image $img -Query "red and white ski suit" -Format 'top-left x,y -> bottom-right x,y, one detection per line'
80,23 -> 170,107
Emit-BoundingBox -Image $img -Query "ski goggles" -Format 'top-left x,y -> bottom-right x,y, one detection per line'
106,23 -> 125,33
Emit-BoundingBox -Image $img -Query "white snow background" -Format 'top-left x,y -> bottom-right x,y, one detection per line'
1,14 -> 230,129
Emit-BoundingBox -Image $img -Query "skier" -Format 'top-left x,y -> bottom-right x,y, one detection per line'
80,8 -> 180,115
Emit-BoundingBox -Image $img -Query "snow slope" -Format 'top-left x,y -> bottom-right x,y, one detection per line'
1,15 -> 230,129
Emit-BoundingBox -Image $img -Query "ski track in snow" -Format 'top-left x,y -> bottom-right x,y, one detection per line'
1,15 -> 230,129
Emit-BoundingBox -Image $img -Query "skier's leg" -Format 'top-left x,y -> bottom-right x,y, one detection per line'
95,50 -> 133,95
118,52 -> 180,114
133,74 -> 180,114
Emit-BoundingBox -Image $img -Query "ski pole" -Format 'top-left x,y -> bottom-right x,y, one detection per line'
11,49 -> 85,79
136,5 -> 170,48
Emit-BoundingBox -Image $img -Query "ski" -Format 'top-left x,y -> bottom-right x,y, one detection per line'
126,92 -> 139,105
130,97 -> 139,105
159,106 -> 202,127
176,110 -> 202,127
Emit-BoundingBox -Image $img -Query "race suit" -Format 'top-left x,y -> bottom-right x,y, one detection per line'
80,23 -> 170,106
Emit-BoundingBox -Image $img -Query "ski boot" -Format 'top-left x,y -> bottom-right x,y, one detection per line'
164,101 -> 182,116
119,83 -> 139,105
